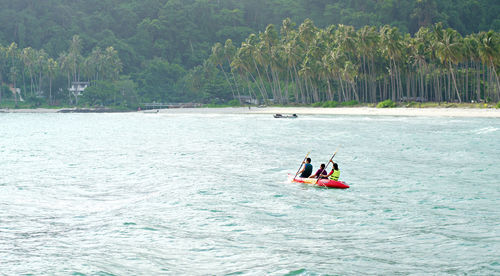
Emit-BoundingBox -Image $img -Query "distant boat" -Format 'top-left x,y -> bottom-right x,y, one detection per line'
274,113 -> 298,118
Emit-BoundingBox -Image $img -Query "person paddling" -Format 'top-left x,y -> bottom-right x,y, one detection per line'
311,163 -> 328,179
327,162 -> 340,181
298,158 -> 313,178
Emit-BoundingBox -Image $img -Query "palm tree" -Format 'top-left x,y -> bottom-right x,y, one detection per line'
357,26 -> 379,102
58,52 -> 70,89
412,27 -> 433,100
21,47 -> 35,96
68,35 -> 83,83
214,19 -> 498,106
380,25 -> 404,101
230,55 -> 258,102
280,18 -> 295,39
47,58 -> 57,105
463,34 -> 481,101
327,47 -> 348,102
6,43 -> 20,106
224,39 -> 242,102
478,31 -> 500,100
86,47 -> 103,84
434,26 -> 464,102
342,61 -> 360,101
298,19 -> 317,50
104,47 -> 122,81
36,49 -> 48,96
211,42 -> 236,99
235,36 -> 268,101
246,34 -> 269,102
0,45 -> 7,104
281,33 -> 305,103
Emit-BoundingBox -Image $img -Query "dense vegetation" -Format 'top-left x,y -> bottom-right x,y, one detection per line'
0,0 -> 498,107
206,21 -> 500,104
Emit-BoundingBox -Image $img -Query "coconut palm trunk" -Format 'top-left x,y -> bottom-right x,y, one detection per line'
449,61 -> 462,102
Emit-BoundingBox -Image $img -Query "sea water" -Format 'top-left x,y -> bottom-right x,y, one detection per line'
0,111 -> 499,275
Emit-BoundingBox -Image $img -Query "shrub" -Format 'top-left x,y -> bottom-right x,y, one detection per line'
227,99 -> 240,106
26,95 -> 46,108
322,101 -> 338,108
497,101 -> 500,108
1,85 -> 12,98
82,81 -> 117,106
341,100 -> 359,107
377,99 -> 396,108
405,101 -> 418,107
312,102 -> 323,107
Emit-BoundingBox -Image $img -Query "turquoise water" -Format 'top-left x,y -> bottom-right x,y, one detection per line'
1,112 -> 499,275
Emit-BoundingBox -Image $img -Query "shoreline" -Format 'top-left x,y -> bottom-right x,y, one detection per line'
1,106 -> 500,118
0,107 -> 130,114
152,106 -> 500,118
245,107 -> 500,118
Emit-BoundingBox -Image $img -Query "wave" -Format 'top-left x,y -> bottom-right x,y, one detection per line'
473,127 -> 499,134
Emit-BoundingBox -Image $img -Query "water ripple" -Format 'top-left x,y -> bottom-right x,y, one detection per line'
0,113 -> 499,274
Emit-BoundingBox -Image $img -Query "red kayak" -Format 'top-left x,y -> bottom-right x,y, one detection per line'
290,174 -> 350,189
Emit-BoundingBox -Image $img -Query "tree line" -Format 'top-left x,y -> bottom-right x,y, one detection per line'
0,35 -> 124,106
0,0 -> 498,106
203,20 -> 500,104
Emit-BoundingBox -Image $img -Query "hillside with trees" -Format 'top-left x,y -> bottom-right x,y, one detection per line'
0,0 -> 498,107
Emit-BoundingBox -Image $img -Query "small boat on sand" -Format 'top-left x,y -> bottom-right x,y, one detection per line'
274,113 -> 298,118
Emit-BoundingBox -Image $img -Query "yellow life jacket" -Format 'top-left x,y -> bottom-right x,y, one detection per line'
329,170 -> 340,181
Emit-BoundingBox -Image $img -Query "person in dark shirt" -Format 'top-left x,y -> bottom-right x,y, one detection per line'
298,158 -> 313,178
311,163 -> 328,179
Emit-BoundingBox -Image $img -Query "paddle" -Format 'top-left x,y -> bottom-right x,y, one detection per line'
293,151 -> 311,181
315,149 -> 339,185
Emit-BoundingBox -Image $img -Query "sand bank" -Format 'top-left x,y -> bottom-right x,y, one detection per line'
156,107 -> 500,118
245,107 -> 500,118
0,108 -> 60,113
0,108 -> 127,113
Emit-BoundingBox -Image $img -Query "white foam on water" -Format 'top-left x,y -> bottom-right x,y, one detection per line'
473,127 -> 499,134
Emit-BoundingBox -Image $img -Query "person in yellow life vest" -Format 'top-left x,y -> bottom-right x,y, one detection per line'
327,162 -> 340,181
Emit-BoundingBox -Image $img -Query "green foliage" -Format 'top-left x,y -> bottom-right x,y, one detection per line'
496,101 -> 500,108
114,77 -> 140,108
377,99 -> 397,108
182,62 -> 234,103
0,0 -> 499,107
227,99 -> 240,106
404,102 -> 422,108
213,19 -> 500,106
134,58 -> 186,102
1,85 -> 11,99
82,81 -> 118,106
82,79 -> 138,108
322,101 -> 339,108
25,95 -> 46,108
341,100 -> 359,107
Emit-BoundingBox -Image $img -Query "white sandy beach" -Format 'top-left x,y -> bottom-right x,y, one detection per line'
245,107 -> 500,118
152,106 -> 500,118
0,108 -> 60,113
2,107 -> 500,118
